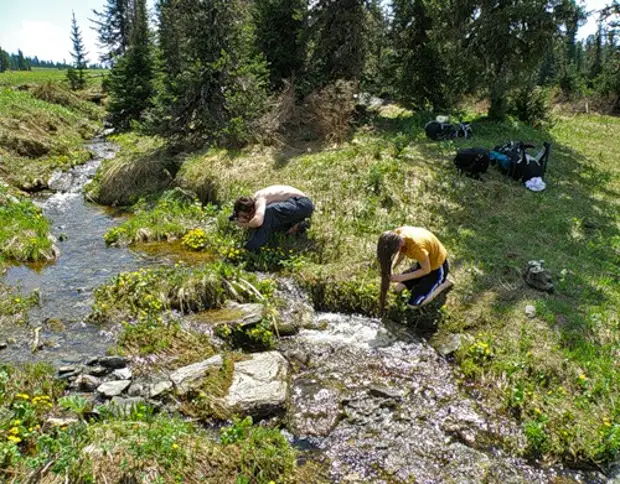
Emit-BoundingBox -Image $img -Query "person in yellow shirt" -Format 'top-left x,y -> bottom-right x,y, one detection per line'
377,226 -> 452,313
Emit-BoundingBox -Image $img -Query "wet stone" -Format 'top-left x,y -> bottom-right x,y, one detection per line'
99,356 -> 128,369
369,385 -> 403,400
224,351 -> 289,417
0,342 -> 7,351
85,357 -> 100,366
58,365 -> 77,375
289,381 -> 343,437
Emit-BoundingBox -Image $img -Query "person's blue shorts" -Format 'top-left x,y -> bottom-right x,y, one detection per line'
401,260 -> 450,306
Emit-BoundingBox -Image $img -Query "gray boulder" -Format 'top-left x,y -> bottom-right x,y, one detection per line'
224,351 -> 289,417
96,380 -> 131,398
75,374 -> 101,392
169,355 -> 223,394
112,368 -> 133,380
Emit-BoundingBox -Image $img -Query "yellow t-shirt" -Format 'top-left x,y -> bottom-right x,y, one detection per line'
394,226 -> 447,271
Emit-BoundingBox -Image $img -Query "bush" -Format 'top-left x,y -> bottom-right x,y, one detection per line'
303,80 -> 358,143
509,85 -> 552,127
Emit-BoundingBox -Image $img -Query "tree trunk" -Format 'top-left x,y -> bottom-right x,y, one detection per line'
489,74 -> 508,120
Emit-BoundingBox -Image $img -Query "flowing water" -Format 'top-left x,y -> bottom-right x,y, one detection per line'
1,139 -> 162,364
0,139 -> 609,483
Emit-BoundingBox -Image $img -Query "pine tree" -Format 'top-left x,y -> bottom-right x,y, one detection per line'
0,47 -> 10,73
67,12 -> 89,90
157,0 -> 182,79
17,49 -> 29,71
310,0 -> 366,86
590,23 -> 604,82
254,0 -> 308,89
391,0 -> 447,110
91,0 -> 132,66
152,0 -> 269,147
108,0 -> 155,129
466,0 -> 565,120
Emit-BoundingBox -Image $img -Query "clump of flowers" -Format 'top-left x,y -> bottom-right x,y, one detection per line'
182,228 -> 210,251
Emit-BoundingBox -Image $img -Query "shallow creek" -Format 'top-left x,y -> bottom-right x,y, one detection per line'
1,139 -> 608,483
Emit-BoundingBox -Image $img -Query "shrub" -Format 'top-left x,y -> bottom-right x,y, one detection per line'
509,85 -> 552,127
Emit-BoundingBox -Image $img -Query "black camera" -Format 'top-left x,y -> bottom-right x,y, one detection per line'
228,212 -> 238,222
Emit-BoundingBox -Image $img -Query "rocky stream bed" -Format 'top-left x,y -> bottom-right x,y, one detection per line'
0,138 -> 614,483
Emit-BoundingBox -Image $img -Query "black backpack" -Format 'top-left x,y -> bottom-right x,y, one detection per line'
425,120 -> 473,141
454,148 -> 490,180
493,141 -> 551,182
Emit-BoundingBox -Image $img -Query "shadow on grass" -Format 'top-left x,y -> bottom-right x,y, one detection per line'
370,110 -> 619,351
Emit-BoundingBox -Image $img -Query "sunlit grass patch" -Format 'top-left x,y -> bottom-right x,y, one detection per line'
0,183 -> 54,263
89,262 -> 276,325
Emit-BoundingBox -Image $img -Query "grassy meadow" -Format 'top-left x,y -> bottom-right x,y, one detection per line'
91,108 -> 620,466
0,67 -> 107,89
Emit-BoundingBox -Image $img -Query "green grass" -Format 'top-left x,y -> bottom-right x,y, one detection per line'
0,183 -> 54,264
0,87 -> 102,189
0,67 -> 107,89
0,364 -> 310,483
96,109 -> 620,465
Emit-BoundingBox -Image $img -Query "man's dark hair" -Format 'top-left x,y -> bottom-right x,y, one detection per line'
234,196 -> 256,214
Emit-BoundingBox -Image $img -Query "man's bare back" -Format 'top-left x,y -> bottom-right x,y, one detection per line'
253,185 -> 307,205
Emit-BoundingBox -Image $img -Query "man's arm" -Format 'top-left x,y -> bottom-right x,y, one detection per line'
247,198 -> 267,229
390,252 -> 431,283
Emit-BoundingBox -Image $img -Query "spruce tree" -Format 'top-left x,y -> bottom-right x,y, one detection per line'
254,0 -> 307,88
91,0 -> 132,66
0,47 -> 10,73
391,0 -> 447,110
153,0 -> 269,147
17,49 -> 29,71
310,0 -> 366,86
466,0 -> 565,120
67,13 -> 89,90
108,0 -> 155,129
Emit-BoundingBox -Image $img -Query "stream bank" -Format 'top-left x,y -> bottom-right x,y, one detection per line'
0,137 -> 610,483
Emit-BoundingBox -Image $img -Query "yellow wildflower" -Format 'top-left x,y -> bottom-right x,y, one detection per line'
7,435 -> 21,444
13,420 -> 21,426
172,443 -> 179,449
9,427 -> 20,435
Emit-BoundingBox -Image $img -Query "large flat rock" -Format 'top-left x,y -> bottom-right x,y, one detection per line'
224,351 -> 288,417
169,354 -> 223,394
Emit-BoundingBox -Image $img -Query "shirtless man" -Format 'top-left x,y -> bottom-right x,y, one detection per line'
230,185 -> 315,252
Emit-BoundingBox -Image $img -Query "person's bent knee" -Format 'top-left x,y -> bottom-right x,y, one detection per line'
394,283 -> 407,293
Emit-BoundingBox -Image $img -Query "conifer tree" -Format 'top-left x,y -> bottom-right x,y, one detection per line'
0,47 -> 10,73
152,0 -> 269,147
67,13 -> 89,90
91,0 -> 132,66
108,0 -> 155,129
310,0 -> 366,85
254,0 -> 308,88
17,49 -> 29,71
391,0 -> 447,110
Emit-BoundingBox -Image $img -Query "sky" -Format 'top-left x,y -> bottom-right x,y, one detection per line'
0,0 -> 612,64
